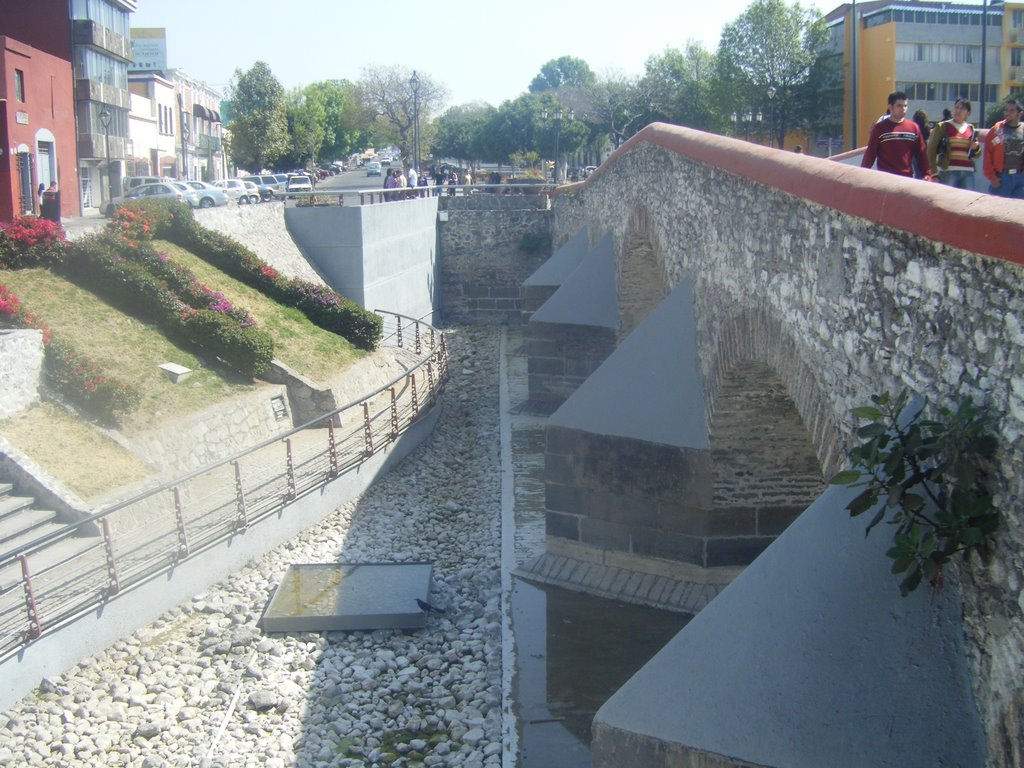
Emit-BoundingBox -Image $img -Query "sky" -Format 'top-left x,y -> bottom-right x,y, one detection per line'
129,0 -> 767,107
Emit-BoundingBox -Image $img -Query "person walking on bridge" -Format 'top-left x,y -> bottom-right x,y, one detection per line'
861,91 -> 931,180
928,98 -> 981,190
983,99 -> 1024,199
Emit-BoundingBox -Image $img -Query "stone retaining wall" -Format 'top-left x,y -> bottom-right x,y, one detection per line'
0,329 -> 43,419
438,201 -> 552,324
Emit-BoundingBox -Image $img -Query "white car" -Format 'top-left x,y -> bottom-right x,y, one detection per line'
365,161 -> 382,177
286,175 -> 313,194
215,179 -> 260,204
181,180 -> 230,208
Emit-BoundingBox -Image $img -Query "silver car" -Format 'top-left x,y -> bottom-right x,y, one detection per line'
182,180 -> 230,208
106,182 -> 200,216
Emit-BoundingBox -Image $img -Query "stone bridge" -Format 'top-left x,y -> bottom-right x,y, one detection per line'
511,124 -> 1024,767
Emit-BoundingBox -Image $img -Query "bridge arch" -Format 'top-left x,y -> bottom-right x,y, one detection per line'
617,205 -> 667,340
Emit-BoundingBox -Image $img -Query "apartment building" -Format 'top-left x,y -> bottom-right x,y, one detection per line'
824,1 -> 1015,151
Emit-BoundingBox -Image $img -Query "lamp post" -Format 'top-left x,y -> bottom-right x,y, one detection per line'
767,85 -> 777,148
731,110 -> 762,141
409,70 -> 420,175
543,107 -> 574,183
98,107 -> 113,206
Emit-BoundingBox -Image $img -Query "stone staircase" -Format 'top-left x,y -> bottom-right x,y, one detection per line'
0,482 -> 99,594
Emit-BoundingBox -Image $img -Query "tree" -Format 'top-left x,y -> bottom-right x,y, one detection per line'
286,85 -> 327,168
716,0 -> 829,148
225,61 -> 289,172
357,66 -> 448,161
308,79 -> 366,162
529,56 -> 596,93
641,42 -> 721,132
434,103 -> 495,166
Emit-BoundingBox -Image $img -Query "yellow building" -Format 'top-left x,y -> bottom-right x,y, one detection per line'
823,1 -> 1020,151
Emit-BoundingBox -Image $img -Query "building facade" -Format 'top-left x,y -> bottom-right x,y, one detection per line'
127,71 -> 177,178
824,1 -> 1014,151
0,35 -> 79,221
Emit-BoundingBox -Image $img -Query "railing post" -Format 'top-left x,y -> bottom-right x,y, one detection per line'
359,192 -> 365,206
327,419 -> 339,478
100,519 -> 120,596
396,316 -> 403,348
414,321 -> 422,355
427,361 -> 435,401
410,373 -> 419,421
362,402 -> 374,456
390,386 -> 399,440
172,486 -> 190,558
284,438 -> 296,501
19,555 -> 42,640
233,460 -> 249,529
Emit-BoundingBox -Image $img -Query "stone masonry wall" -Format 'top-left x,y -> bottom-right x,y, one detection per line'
551,126 -> 1024,766
437,199 -> 552,324
0,329 -> 44,419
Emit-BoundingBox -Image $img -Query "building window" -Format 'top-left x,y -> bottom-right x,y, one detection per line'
14,69 -> 25,102
1013,48 -> 1023,67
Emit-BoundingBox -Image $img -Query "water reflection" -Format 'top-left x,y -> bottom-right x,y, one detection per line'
512,577 -> 691,766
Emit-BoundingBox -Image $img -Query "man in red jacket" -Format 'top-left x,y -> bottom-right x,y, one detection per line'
861,91 -> 931,180
983,99 -> 1024,199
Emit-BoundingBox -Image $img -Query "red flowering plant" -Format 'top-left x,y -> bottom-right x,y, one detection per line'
0,216 -> 67,269
109,206 -> 154,247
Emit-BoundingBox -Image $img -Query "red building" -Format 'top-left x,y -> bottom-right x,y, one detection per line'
0,20 -> 79,222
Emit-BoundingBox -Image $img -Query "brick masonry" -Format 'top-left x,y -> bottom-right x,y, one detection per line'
437,196 -> 552,324
550,131 -> 1024,766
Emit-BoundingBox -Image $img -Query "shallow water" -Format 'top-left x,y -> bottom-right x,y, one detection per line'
512,577 -> 691,766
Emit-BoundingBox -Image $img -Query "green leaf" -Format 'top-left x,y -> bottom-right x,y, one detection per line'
852,406 -> 884,421
830,470 -> 862,485
857,423 -> 887,438
865,506 -> 887,535
848,488 -> 878,517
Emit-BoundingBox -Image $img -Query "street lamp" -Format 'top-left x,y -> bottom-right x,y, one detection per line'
542,107 -> 574,184
98,107 -> 113,205
731,110 -> 762,142
767,86 -> 777,148
409,70 -> 420,175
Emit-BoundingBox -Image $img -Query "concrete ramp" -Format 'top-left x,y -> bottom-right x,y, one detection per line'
523,227 -> 591,289
549,278 -> 704,447
591,484 -> 985,768
529,232 -> 617,330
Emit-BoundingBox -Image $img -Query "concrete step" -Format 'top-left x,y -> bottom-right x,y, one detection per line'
0,508 -> 59,547
0,483 -> 13,496
0,495 -> 34,518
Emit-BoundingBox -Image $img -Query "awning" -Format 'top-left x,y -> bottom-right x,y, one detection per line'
193,104 -> 210,120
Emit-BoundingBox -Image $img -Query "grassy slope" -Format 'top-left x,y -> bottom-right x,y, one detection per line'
0,237 -> 365,501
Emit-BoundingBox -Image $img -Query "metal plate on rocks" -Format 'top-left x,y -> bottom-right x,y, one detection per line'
261,562 -> 434,632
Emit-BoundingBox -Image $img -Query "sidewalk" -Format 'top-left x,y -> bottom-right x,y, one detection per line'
59,208 -> 106,241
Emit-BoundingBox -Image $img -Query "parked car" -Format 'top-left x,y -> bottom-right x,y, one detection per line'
366,161 -> 382,177
123,175 -> 173,192
181,180 -> 230,208
105,182 -> 199,216
242,174 -> 284,195
240,176 -> 276,201
286,174 -> 313,195
272,173 -> 290,189
213,178 -> 258,204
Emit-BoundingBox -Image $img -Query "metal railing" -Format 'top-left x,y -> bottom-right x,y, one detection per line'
0,311 -> 448,661
355,183 -> 555,206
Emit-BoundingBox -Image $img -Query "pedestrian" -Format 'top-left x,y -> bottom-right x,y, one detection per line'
927,98 -> 981,190
40,182 -> 61,223
983,99 -> 1024,199
36,183 -> 45,213
861,91 -> 931,180
447,169 -> 457,197
911,110 -> 931,178
384,168 -> 399,202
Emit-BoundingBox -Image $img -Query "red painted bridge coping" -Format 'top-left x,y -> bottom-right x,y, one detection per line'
560,122 -> 1024,267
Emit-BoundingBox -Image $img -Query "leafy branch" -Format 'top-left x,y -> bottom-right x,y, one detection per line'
832,389 -> 999,596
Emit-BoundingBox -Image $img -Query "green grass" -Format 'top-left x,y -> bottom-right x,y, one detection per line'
0,240 -> 364,429
153,239 -> 362,382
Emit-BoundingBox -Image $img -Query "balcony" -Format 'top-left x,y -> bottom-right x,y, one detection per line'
195,134 -> 222,152
72,20 -> 132,61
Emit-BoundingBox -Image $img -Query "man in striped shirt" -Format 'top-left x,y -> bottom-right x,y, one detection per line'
861,91 -> 931,180
927,98 -> 981,190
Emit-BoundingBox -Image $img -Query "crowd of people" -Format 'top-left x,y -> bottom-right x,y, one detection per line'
381,165 -> 470,201
861,92 -> 1023,199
